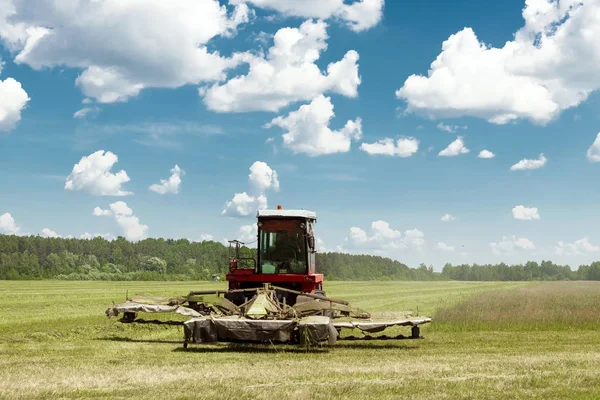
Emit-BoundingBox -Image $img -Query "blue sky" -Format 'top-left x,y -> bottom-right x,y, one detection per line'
1,0 -> 600,269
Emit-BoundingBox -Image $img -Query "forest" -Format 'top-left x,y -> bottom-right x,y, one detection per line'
0,234 -> 599,281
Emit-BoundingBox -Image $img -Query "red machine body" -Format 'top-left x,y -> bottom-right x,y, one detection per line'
225,207 -> 323,304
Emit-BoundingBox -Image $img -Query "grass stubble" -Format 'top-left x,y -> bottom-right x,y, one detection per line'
0,280 -> 599,399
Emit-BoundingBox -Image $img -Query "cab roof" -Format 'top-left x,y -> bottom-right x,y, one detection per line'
257,209 -> 317,220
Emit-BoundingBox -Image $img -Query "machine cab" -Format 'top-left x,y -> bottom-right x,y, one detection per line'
256,208 -> 317,275
225,206 -> 323,303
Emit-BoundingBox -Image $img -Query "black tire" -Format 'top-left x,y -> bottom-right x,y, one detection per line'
122,312 -> 137,323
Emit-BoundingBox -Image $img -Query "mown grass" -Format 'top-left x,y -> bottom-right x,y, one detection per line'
1,280 -> 599,399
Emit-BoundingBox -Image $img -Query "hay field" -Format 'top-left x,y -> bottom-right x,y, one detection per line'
1,280 -> 600,399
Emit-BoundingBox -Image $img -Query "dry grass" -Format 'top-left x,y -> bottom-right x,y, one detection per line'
433,281 -> 600,331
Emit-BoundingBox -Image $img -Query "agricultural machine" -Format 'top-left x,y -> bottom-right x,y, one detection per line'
105,206 -> 432,347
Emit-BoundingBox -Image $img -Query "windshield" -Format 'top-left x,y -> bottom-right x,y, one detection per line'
259,220 -> 307,274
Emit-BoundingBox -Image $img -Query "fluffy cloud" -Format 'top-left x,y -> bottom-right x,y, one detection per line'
222,192 -> 268,217
202,20 -> 360,112
440,214 -> 455,222
478,150 -> 495,159
237,224 -> 258,243
510,153 -> 547,171
0,0 -> 251,103
490,235 -> 535,255
346,220 -> 425,252
436,242 -> 455,252
41,228 -> 60,238
94,201 -> 148,241
439,137 -> 469,156
403,229 -> 425,249
65,150 -> 132,196
397,1 -> 600,125
92,207 -> 112,217
512,205 -> 540,220
230,0 -> 384,32
555,237 -> 600,256
0,213 -> 20,234
587,133 -> 600,162
149,165 -> 184,195
265,95 -> 362,156
360,137 -> 419,157
223,161 -> 278,217
0,76 -> 30,132
248,161 -> 280,192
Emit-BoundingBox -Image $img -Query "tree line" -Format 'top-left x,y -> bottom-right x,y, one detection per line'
0,234 -> 599,281
441,261 -> 600,281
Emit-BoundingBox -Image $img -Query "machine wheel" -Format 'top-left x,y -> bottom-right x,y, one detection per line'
314,290 -> 326,298
411,326 -> 421,339
122,312 -> 137,323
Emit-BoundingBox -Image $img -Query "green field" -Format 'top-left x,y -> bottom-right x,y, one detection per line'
1,280 -> 600,399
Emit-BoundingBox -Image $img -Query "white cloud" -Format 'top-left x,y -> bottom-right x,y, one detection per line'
248,161 -> 279,192
347,221 -> 402,250
65,150 -> 132,196
265,95 -> 362,156
0,0 -> 251,103
41,228 -> 60,238
237,224 -> 258,243
0,76 -> 30,132
490,235 -> 535,255
231,0 -> 384,32
109,201 -> 133,216
397,1 -> 600,125
439,137 -> 469,156
587,132 -> 600,162
555,237 -> 600,256
94,202 -> 148,241
80,232 -> 113,240
346,220 -> 425,252
92,207 -> 112,217
403,229 -> 425,249
222,192 -> 268,217
316,237 -> 326,252
0,213 -> 20,234
149,165 -> 184,195
73,106 -> 100,119
109,201 -> 148,241
223,160 -> 279,217
478,150 -> 495,159
436,242 -> 455,252
199,234 -> 214,242
202,20 -> 360,112
441,214 -> 455,222
510,153 -> 547,171
360,137 -> 419,157
512,205 -> 540,220
437,123 -> 467,133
